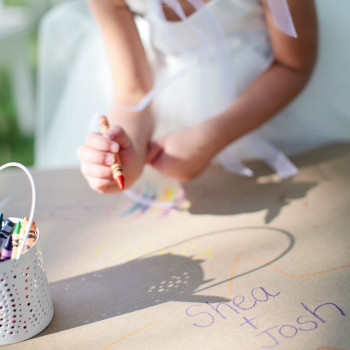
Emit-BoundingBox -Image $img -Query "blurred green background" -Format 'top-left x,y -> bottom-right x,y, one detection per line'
0,0 -> 65,166
0,68 -> 34,165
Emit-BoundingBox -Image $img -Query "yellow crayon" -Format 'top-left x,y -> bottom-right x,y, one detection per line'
19,217 -> 28,242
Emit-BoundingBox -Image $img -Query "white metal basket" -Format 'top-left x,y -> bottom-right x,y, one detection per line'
0,163 -> 54,345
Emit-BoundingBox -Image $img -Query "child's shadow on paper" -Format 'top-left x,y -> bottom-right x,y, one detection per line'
183,166 -> 316,223
39,254 -> 226,336
184,143 -> 350,223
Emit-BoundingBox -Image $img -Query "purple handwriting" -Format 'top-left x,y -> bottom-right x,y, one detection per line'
186,287 -> 280,328
185,287 -> 346,348
256,302 -> 346,348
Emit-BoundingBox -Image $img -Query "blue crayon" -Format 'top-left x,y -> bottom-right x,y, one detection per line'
1,219 -> 14,236
0,219 -> 15,251
0,235 -> 13,262
0,233 -> 7,251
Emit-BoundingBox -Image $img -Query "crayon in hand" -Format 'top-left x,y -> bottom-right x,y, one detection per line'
99,115 -> 125,190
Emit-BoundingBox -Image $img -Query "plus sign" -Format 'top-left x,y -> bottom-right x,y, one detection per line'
239,316 -> 257,330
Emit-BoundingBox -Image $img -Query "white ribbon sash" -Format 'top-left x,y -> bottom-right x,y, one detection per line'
267,0 -> 297,38
109,0 -> 298,179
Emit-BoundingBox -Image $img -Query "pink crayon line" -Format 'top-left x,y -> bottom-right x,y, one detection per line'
316,347 -> 347,350
120,196 -> 144,217
106,185 -> 190,219
159,186 -> 190,216
104,320 -> 160,350
158,188 -> 176,216
229,252 -> 350,293
136,186 -> 157,217
123,184 -> 155,217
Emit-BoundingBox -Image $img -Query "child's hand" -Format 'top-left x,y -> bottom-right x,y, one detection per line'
147,126 -> 215,182
77,125 -> 144,194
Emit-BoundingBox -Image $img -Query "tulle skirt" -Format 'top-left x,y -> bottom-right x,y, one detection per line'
35,0 -> 350,175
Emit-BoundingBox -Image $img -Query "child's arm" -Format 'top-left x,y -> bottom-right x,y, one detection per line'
148,0 -> 318,181
77,0 -> 154,193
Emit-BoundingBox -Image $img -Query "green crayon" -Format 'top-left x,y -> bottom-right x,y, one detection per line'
11,221 -> 21,259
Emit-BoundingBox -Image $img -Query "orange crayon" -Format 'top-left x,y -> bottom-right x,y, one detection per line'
99,115 -> 125,190
24,221 -> 37,252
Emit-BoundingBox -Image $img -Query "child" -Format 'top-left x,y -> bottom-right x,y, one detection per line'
35,1 -> 349,193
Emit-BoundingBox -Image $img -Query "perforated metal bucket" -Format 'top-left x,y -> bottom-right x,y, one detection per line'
0,220 -> 54,344
0,163 -> 54,344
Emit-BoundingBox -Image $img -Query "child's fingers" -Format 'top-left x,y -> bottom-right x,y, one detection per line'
80,162 -> 113,180
85,133 -> 120,153
105,126 -> 132,150
77,145 -> 116,166
85,176 -> 119,194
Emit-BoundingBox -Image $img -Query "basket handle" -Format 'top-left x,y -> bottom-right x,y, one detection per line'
0,162 -> 36,267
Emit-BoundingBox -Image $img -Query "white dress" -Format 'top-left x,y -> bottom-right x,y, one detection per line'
35,0 -> 350,177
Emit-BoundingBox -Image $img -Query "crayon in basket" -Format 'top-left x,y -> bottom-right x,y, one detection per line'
0,162 -> 54,344
0,235 -> 12,261
0,216 -> 15,251
0,216 -> 38,262
23,221 -> 37,253
0,216 -> 17,261
11,221 -> 21,259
